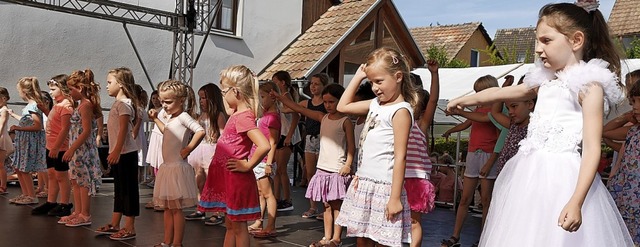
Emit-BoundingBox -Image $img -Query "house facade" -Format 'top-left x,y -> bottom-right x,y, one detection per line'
410,22 -> 493,67
0,0 -> 302,107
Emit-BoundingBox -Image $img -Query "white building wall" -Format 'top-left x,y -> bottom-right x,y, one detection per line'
0,0 -> 302,113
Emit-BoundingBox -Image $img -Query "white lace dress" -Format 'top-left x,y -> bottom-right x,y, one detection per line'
479,59 -> 633,246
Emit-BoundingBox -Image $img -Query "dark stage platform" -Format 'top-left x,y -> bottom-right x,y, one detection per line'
0,183 -> 481,247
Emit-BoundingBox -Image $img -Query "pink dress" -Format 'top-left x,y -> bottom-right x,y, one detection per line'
198,110 -> 260,221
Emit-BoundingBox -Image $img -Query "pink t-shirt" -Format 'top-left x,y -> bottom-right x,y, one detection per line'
46,100 -> 73,151
468,107 -> 498,153
250,111 -> 280,162
217,110 -> 258,160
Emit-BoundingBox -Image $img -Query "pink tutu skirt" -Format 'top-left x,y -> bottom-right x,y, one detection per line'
404,178 -> 436,213
305,169 -> 352,202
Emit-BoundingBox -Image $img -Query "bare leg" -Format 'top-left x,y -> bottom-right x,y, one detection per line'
80,187 -> 91,217
480,178 -> 495,228
163,209 -> 174,245
172,209 -> 185,246
258,177 -> 277,232
0,151 -> 6,190
17,171 -> 35,197
223,217 -> 236,247
328,200 -> 344,243
410,211 -> 423,247
55,170 -> 71,204
70,180 -> 81,215
451,176 -> 479,239
37,171 -> 47,194
123,215 -> 136,233
275,147 -> 292,202
46,168 -> 58,202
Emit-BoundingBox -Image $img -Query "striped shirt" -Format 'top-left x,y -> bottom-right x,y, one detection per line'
405,124 -> 431,179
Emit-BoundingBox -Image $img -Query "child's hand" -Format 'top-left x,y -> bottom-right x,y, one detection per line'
226,158 -> 251,172
148,109 -> 158,120
48,148 -> 59,159
480,163 -> 492,177
269,89 -> 282,100
427,59 -> 439,73
442,131 -> 451,139
385,198 -> 403,221
107,152 -> 121,166
624,110 -> 637,124
558,201 -> 582,232
354,64 -> 368,81
62,149 -> 75,162
265,164 -> 273,176
338,165 -> 351,176
180,148 -> 192,159
96,135 -> 102,146
446,99 -> 465,112
9,125 -> 19,132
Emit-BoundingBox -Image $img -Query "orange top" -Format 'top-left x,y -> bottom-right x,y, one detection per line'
46,101 -> 73,151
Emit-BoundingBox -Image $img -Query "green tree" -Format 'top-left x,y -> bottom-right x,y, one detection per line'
425,45 -> 469,68
481,43 -> 532,65
624,38 -> 640,59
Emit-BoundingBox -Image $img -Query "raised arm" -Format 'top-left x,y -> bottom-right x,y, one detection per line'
418,60 -> 440,133
447,83 -> 537,112
271,91 -> 325,122
442,119 -> 472,139
338,64 -> 372,115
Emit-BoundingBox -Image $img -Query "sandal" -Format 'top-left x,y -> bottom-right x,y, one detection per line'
309,237 -> 331,247
109,228 -> 136,240
95,224 -> 119,235
0,187 -> 7,195
327,240 -> 342,247
252,230 -> 277,238
302,208 -> 319,218
153,243 -> 170,247
441,236 -> 460,247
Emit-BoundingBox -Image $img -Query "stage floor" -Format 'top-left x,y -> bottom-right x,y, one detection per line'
1,182 -> 481,247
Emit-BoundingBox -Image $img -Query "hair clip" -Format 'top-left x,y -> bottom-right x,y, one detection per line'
391,56 -> 399,65
575,0 -> 599,12
47,79 -> 58,85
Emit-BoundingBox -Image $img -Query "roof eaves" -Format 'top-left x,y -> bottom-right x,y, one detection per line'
304,0 -> 382,78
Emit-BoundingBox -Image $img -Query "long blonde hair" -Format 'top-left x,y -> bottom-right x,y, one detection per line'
220,65 -> 261,117
108,67 -> 139,122
17,77 -> 44,105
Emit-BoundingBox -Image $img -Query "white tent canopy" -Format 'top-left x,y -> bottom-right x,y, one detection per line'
413,59 -> 640,125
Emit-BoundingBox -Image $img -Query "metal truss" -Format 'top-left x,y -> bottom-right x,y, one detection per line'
1,0 -> 221,85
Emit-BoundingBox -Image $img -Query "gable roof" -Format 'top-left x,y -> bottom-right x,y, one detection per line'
608,0 -> 640,36
409,22 -> 491,60
258,0 -> 424,80
493,27 -> 536,62
258,0 -> 377,80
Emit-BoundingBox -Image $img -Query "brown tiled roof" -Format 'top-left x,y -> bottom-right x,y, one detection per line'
410,22 -> 487,60
608,0 -> 640,36
258,0 -> 378,80
493,27 -> 536,63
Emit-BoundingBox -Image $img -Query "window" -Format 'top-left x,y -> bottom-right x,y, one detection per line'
516,53 -> 526,63
209,0 -> 239,34
470,49 -> 479,67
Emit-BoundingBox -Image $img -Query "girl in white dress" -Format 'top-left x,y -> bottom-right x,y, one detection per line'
150,80 -> 205,247
447,2 -> 633,246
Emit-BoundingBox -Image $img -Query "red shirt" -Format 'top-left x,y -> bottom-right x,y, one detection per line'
468,107 -> 498,153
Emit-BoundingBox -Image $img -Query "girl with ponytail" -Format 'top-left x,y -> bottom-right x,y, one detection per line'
198,65 -> 270,247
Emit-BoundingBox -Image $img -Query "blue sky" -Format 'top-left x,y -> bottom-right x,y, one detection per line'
394,0 -> 615,38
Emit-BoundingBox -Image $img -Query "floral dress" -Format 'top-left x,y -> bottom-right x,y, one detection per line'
13,103 -> 46,172
608,124 -> 640,245
68,102 -> 102,195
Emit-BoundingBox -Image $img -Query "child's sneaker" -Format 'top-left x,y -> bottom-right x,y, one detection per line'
185,211 -> 206,220
15,196 -> 38,205
65,214 -> 92,227
32,202 -> 58,215
277,200 -> 294,212
48,203 -> 73,217
204,216 -> 224,226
